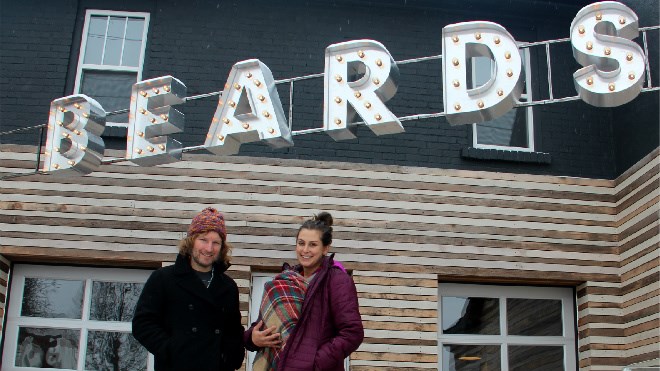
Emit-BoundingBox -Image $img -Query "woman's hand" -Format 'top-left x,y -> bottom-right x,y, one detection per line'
251,320 -> 282,348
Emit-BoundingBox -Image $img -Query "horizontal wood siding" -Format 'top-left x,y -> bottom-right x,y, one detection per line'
577,149 -> 660,370
353,270 -> 438,369
1,144 -> 658,369
616,149 -> 659,368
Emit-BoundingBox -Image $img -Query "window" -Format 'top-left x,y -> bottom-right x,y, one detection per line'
471,48 -> 534,151
438,283 -> 576,371
246,273 -> 275,371
2,265 -> 153,371
74,10 -> 150,126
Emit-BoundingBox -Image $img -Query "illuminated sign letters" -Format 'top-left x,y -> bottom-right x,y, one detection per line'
205,59 -> 293,155
128,76 -> 187,166
570,2 -> 646,107
39,1 -> 654,176
324,40 -> 404,140
42,95 -> 106,175
442,22 -> 524,125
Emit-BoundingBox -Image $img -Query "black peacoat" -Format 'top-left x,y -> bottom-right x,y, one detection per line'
132,254 -> 245,371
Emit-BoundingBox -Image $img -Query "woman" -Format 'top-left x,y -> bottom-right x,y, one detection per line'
244,212 -> 364,371
133,207 -> 244,371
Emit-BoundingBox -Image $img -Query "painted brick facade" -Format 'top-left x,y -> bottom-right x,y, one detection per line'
1,0 -> 657,179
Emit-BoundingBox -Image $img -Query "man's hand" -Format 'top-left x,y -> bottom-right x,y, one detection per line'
251,320 -> 282,348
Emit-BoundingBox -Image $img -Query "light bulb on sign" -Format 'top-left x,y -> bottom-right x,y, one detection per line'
570,1 -> 645,107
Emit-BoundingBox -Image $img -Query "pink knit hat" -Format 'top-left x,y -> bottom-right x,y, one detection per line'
187,207 -> 227,240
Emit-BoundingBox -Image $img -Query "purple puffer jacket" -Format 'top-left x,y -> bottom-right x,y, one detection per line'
245,254 -> 364,370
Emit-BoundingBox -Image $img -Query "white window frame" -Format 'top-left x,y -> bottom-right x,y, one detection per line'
74,9 -> 150,127
438,283 -> 577,371
472,47 -> 535,152
2,264 -> 154,371
246,273 -> 275,371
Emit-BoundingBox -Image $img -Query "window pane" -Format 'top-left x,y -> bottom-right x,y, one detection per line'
84,35 -> 105,65
85,331 -> 147,371
15,327 -> 80,369
87,16 -> 107,37
509,345 -> 564,371
107,16 -> 126,38
122,39 -> 142,67
473,57 -> 492,88
21,278 -> 84,319
125,18 -> 144,41
84,16 -> 107,65
473,49 -> 531,149
103,17 -> 126,66
103,37 -> 123,66
475,107 -> 528,147
507,298 -> 563,336
90,281 -> 145,322
81,70 -> 137,122
442,344 -> 501,371
442,297 -> 500,335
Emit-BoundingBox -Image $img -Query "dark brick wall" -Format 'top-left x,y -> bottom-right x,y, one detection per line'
612,0 -> 660,175
0,0 -> 79,146
1,0 -> 657,179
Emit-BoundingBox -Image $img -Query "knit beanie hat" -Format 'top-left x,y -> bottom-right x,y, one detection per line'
187,207 -> 227,241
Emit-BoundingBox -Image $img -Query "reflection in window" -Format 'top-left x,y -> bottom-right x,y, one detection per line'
15,327 -> 79,369
438,284 -> 576,371
80,71 -> 136,123
470,49 -> 534,151
86,331 -> 147,371
474,108 -> 529,147
442,297 -> 500,335
4,265 -> 153,370
442,344 -> 501,371
509,346 -> 564,371
21,278 -> 84,319
90,281 -> 144,322
507,298 -> 563,336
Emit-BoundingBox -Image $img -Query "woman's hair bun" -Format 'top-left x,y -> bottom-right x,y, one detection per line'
315,212 -> 333,227
298,211 -> 334,246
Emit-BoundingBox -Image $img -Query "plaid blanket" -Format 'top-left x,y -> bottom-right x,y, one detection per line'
252,270 -> 308,371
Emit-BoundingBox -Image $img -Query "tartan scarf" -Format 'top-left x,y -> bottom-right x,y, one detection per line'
252,269 -> 308,371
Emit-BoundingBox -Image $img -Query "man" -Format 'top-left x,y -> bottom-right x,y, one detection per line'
133,207 -> 244,371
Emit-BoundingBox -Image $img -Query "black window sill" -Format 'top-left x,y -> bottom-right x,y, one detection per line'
461,147 -> 551,164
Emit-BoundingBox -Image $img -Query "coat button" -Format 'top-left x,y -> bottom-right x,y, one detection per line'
192,327 -> 197,333
188,304 -> 194,310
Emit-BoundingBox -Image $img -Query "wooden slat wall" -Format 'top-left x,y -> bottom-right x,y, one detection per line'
616,155 -> 659,369
226,264 -> 252,326
0,144 -> 658,370
352,270 -> 438,370
576,149 -> 660,370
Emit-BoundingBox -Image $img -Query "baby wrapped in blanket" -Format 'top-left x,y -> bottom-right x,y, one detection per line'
252,269 -> 308,371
